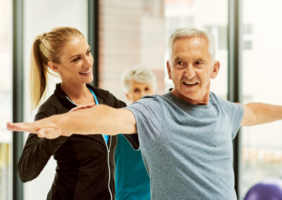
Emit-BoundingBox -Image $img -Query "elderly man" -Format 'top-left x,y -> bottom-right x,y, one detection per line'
7,28 -> 282,200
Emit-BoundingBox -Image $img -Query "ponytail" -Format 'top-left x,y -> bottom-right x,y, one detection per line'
29,35 -> 48,109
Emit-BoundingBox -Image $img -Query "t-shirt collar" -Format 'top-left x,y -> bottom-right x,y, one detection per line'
166,88 -> 211,110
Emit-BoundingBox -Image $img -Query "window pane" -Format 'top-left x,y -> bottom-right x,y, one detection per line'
23,1 -> 88,199
0,0 -> 12,199
241,0 -> 282,199
165,0 -> 228,98
99,0 -> 165,102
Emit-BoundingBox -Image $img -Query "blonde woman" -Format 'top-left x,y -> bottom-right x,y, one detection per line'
17,27 -> 125,200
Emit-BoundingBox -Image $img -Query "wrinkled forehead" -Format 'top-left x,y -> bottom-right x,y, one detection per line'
172,37 -> 211,60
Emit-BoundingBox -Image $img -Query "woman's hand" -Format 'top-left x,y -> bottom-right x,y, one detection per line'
69,103 -> 95,112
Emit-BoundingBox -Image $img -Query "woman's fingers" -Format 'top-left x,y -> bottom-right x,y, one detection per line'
7,114 -> 66,139
7,122 -> 37,133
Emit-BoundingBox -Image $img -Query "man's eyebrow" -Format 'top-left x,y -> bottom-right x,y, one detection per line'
173,57 -> 183,62
69,46 -> 90,60
195,58 -> 205,62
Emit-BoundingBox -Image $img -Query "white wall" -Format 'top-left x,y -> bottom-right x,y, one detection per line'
23,1 -> 87,200
165,0 -> 228,98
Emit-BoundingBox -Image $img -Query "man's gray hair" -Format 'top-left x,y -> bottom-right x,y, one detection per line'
168,28 -> 216,65
121,65 -> 157,93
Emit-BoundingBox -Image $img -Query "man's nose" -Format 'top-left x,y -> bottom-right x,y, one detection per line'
185,64 -> 196,79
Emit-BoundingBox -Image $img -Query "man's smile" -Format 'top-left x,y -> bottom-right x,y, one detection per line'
182,81 -> 199,88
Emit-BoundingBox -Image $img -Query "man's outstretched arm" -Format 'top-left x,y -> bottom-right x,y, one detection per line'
241,103 -> 282,126
7,105 -> 137,139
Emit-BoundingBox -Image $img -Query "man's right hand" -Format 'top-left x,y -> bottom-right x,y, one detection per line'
7,114 -> 70,139
7,105 -> 137,138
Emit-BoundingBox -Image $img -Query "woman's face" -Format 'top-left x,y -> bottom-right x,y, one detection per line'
52,36 -> 94,85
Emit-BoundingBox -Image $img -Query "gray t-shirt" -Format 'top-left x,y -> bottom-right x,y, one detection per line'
124,91 -> 244,200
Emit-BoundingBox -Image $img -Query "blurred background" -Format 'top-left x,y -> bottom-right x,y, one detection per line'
1,0 -> 282,199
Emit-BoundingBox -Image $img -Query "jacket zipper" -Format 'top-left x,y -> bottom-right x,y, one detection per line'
66,97 -> 113,199
102,135 -> 113,200
66,97 -> 78,106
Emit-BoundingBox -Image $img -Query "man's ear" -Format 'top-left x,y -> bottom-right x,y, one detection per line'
167,61 -> 172,80
211,61 -> 220,79
48,61 -> 59,73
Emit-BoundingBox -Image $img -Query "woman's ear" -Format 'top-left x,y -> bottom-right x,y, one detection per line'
48,61 -> 59,73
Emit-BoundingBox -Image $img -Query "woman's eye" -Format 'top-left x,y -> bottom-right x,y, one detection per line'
145,88 -> 150,91
73,57 -> 80,62
134,89 -> 140,93
86,50 -> 91,55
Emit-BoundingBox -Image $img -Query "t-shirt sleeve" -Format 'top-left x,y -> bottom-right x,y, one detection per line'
223,101 -> 244,139
123,95 -> 164,150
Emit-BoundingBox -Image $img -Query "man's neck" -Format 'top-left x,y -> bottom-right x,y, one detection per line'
170,89 -> 210,105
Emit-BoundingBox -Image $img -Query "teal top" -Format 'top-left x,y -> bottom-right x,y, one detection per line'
115,134 -> 150,200
89,89 -> 109,144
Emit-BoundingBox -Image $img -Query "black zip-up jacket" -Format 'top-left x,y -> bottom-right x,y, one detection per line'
17,84 -> 126,200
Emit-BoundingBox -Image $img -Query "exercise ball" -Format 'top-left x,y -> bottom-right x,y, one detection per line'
244,178 -> 282,200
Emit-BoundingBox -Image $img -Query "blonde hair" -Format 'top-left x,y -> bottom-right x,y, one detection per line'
29,27 -> 84,109
121,65 -> 157,93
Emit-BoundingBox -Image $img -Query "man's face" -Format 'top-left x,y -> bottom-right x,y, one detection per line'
126,79 -> 156,103
167,37 -> 220,105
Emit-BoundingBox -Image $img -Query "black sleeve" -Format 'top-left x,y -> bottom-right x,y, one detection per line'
107,91 -> 127,108
17,112 -> 68,182
123,134 -> 140,150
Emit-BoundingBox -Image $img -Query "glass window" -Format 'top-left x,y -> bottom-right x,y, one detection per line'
242,24 -> 253,50
165,0 -> 228,99
0,0 -> 12,199
241,0 -> 282,199
23,1 -> 88,199
99,0 -> 165,103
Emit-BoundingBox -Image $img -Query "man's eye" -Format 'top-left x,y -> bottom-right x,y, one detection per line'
177,61 -> 183,65
134,89 -> 140,93
86,50 -> 91,55
145,88 -> 150,91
